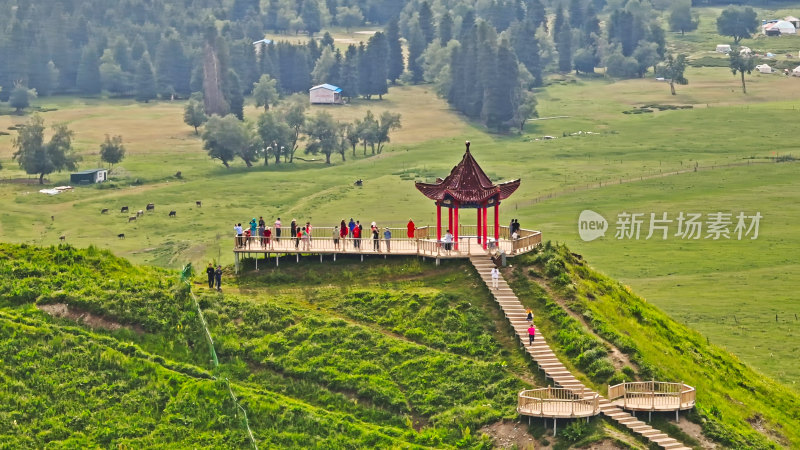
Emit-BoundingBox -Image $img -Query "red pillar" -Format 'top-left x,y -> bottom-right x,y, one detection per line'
483,204 -> 489,249
448,206 -> 453,234
494,202 -> 500,241
477,208 -> 482,244
454,201 -> 459,250
436,201 -> 442,240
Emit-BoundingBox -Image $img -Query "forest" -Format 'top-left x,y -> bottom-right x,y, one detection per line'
0,0 -> 758,132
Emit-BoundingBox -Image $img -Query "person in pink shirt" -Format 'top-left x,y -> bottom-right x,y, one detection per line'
528,324 -> 536,345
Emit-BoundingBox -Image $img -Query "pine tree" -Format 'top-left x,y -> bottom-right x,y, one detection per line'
226,69 -> 244,120
439,12 -> 453,45
406,23 -> 426,84
512,19 -> 542,86
135,51 -> 158,102
418,1 -> 436,45
365,32 -> 389,99
553,6 -> 565,44
357,42 -> 372,97
569,0 -> 585,30
76,46 -> 102,95
385,18 -> 404,83
155,34 -> 191,97
525,0 -> 547,31
301,0 -> 323,36
340,44 -> 359,100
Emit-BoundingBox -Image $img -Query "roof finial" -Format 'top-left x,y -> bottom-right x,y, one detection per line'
465,140 -> 470,152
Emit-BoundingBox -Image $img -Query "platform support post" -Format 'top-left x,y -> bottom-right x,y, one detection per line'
436,257 -> 440,266
361,254 -> 363,262
333,253 -> 336,262
234,252 -> 240,274
255,257 -> 258,271
676,410 -> 679,422
648,411 -> 651,422
276,254 -> 279,266
296,254 -> 299,263
554,418 -> 557,436
320,254 -> 322,263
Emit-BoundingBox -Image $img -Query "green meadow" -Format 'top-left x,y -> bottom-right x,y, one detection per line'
1,6 -> 800,399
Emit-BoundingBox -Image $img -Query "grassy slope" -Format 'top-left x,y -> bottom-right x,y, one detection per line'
0,244 -> 546,448
3,242 -> 799,448
508,243 -> 800,449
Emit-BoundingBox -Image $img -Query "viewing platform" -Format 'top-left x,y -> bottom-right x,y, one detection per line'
608,381 -> 696,421
233,225 -> 542,272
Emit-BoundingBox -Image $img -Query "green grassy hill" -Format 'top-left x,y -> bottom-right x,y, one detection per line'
1,243 -> 798,448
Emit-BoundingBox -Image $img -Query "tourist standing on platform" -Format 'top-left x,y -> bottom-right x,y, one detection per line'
295,226 -> 301,249
372,225 -> 380,251
265,227 -> 272,249
275,217 -> 281,242
215,265 -> 222,291
249,218 -> 257,237
348,218 -> 356,237
528,324 -> 536,345
333,226 -> 340,249
353,222 -> 361,248
491,266 -> 500,289
301,227 -> 310,251
257,223 -> 265,247
234,223 -> 243,247
290,219 -> 297,243
339,220 -> 348,247
258,216 -> 266,229
443,230 -> 453,251
206,263 -> 215,288
358,221 -> 364,248
383,227 -> 391,252
306,222 -> 312,242
407,219 -> 415,238
244,228 -> 252,248
509,219 -> 514,236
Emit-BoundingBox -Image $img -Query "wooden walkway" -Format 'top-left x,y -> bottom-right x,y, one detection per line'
469,256 -> 691,449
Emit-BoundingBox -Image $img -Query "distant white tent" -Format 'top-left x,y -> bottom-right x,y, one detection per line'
739,46 -> 752,55
755,64 -> 773,73
792,65 -> 800,77
716,44 -> 731,53
764,20 -> 796,35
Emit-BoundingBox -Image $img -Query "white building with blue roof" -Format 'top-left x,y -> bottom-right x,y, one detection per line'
309,84 -> 344,104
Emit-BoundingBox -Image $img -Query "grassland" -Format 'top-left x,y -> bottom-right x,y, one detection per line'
3,242 -> 798,448
0,4 -> 799,413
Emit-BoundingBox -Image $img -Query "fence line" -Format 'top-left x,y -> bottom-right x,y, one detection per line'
181,264 -> 258,449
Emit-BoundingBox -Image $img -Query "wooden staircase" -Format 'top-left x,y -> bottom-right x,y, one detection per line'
470,256 -> 691,450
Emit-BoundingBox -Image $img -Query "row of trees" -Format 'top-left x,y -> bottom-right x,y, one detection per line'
196,94 -> 401,167
7,115 -> 126,184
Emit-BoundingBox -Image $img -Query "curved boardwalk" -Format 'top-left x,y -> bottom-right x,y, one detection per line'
470,256 -> 691,450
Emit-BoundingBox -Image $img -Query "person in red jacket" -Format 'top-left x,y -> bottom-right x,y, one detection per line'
407,219 -> 415,238
353,222 -> 361,248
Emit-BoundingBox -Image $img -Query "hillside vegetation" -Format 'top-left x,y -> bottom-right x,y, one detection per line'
2,242 -> 799,448
508,242 -> 800,448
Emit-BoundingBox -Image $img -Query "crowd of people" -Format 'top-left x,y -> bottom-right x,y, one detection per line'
233,217 -> 418,253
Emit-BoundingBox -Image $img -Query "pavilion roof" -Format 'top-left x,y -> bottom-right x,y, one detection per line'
415,142 -> 520,205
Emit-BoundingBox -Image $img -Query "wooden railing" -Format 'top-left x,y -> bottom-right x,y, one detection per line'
607,381 -> 696,410
517,387 -> 600,418
233,226 -> 542,257
512,229 -> 543,254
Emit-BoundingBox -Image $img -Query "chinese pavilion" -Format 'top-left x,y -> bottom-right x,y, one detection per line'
415,141 -> 521,249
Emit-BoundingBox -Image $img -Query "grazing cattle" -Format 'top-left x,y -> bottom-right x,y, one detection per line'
51,216 -> 55,222
118,233 -> 125,239
196,201 -> 202,207
59,235 -> 65,242
146,203 -> 155,211
137,210 -> 144,217
128,216 -> 137,222
169,210 -> 177,217
101,208 -> 109,214
354,179 -> 363,186
121,206 -> 129,213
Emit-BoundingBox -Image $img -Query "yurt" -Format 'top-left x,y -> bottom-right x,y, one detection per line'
755,64 -> 773,74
